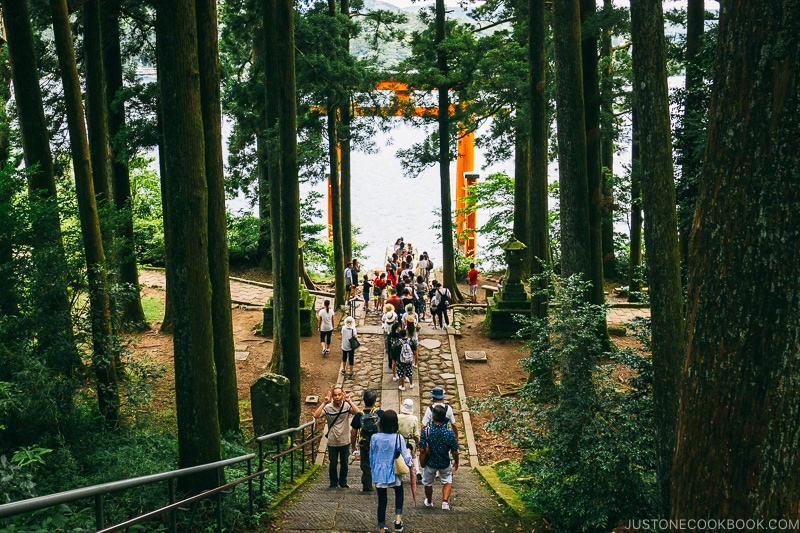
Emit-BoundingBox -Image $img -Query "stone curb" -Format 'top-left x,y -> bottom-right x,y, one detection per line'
474,465 -> 544,532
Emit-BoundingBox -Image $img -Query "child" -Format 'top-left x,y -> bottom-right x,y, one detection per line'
362,274 -> 372,311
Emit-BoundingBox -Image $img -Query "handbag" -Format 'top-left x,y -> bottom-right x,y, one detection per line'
394,435 -> 409,476
349,335 -> 361,350
418,427 -> 430,468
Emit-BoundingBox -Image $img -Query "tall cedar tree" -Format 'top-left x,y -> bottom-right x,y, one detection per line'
2,0 -> 78,376
528,0 -> 549,320
325,4 -> 346,309
50,0 -> 120,425
580,0 -> 605,308
264,0 -> 302,426
677,0 -> 704,263
196,0 -> 241,436
552,0 -> 591,283
599,0 -> 616,279
157,0 -> 222,491
101,0 -> 148,330
340,0 -> 353,263
672,0 -> 800,518
0,44 -> 18,318
628,106 -> 643,299
630,0 -> 684,516
83,0 -> 113,211
435,0 -> 462,301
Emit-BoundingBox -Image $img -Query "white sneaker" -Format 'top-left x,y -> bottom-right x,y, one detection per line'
398,385 -> 405,391
424,498 -> 433,508
442,501 -> 450,510
409,383 -> 414,388
392,376 -> 399,382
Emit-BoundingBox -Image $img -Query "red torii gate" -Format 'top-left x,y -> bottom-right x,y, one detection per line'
328,81 -> 477,258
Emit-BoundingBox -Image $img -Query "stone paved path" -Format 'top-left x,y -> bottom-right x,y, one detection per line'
137,269 -> 649,532
272,300 -> 521,533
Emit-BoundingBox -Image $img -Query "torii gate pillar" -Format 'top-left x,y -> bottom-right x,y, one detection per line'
456,129 -> 477,258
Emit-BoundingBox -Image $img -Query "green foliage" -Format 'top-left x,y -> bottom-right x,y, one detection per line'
129,157 -> 165,266
476,273 -> 656,532
1,447 -> 51,504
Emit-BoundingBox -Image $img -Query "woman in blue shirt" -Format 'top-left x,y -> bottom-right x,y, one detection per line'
369,410 -> 412,532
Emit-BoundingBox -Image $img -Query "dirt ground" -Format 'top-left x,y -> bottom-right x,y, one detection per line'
131,272 -> 641,464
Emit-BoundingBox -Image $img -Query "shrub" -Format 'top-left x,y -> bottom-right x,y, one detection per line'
476,273 -> 657,532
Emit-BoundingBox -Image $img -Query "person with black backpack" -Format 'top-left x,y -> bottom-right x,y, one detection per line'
350,389 -> 383,491
430,280 -> 452,330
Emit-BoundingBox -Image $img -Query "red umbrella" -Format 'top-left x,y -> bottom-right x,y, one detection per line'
409,460 -> 417,504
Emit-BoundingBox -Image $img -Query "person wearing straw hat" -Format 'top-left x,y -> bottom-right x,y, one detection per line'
381,304 -> 398,368
341,316 -> 358,379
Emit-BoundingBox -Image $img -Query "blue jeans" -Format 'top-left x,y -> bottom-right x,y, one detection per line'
328,445 -> 349,487
376,484 -> 404,528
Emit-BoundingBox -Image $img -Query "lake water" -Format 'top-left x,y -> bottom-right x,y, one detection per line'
227,118 -> 514,272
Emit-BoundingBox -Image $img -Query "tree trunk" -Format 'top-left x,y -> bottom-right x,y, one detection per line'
101,0 -> 148,331
341,105 -> 353,264
83,0 -> 113,211
435,0 -> 462,301
630,0 -> 685,517
553,0 -> 591,284
326,0 -> 346,308
257,132 -> 272,271
672,0 -> 800,519
0,48 -> 18,318
264,0 -> 302,427
599,0 -> 616,280
328,103 -> 346,308
196,0 -> 241,437
156,100 -> 176,333
50,0 -> 119,426
678,0 -> 705,265
2,0 -> 78,376
628,107 -> 643,299
528,0 -> 549,320
157,0 -> 222,492
580,0 -> 606,307
340,0 -> 353,263
513,128 -> 530,251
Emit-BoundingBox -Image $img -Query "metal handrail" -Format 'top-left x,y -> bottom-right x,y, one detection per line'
0,455 -> 253,519
0,419 -> 320,532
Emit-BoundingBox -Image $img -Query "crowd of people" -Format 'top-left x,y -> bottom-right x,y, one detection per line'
313,238 -> 482,531
316,386 -> 460,532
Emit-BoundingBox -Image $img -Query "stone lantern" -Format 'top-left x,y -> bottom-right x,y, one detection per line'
484,236 -> 531,339
498,237 -> 528,303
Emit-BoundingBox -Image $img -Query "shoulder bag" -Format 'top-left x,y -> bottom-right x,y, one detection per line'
394,434 -> 410,475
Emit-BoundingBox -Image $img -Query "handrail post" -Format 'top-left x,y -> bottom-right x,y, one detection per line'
290,431 -> 296,483
168,478 -> 177,533
215,468 -> 222,533
275,437 -> 282,492
94,494 -> 104,531
301,426 -> 307,473
258,440 -> 264,496
247,458 -> 253,518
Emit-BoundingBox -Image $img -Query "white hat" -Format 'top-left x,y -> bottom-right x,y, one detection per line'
384,310 -> 397,323
344,316 -> 356,328
400,398 -> 414,415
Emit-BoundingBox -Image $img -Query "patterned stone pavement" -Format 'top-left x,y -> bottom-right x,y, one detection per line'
271,299 -> 521,533
137,268 -> 649,532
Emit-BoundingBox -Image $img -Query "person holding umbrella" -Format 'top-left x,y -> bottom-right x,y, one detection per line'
369,410 -> 412,532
